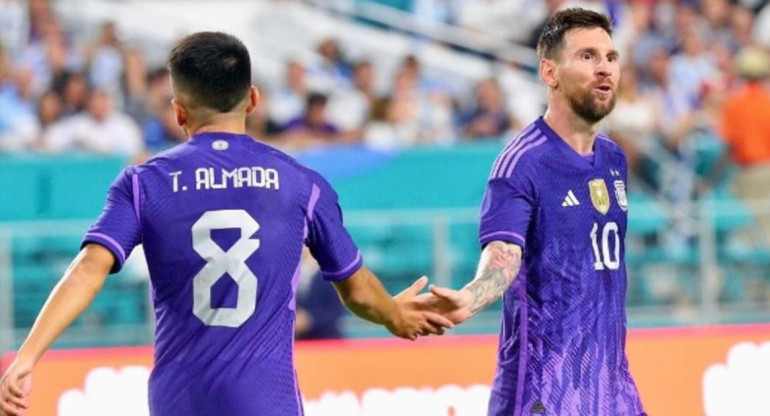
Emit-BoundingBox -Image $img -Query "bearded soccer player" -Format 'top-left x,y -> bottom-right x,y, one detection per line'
422,9 -> 646,416
0,32 -> 453,416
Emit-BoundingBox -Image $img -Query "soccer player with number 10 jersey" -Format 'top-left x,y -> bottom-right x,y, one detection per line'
419,8 -> 648,416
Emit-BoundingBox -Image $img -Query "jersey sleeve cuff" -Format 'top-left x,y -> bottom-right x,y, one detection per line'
82,232 -> 126,274
479,231 -> 525,249
321,251 -> 363,281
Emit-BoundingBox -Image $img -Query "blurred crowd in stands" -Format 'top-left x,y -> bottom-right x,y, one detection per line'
1,0 -> 769,213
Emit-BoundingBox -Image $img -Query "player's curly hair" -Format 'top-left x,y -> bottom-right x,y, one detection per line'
537,8 -> 613,60
167,32 -> 251,112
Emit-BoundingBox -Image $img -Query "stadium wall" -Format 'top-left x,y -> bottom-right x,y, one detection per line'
2,324 -> 769,416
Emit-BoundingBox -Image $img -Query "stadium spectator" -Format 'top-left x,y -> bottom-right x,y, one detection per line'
295,249 -> 345,340
84,21 -> 125,102
458,77 -> 512,140
0,64 -> 38,151
719,46 -> 770,245
669,27 -> 719,110
387,63 -> 455,146
728,5 -> 756,51
0,0 -> 29,59
17,11 -> 74,96
32,89 -> 61,147
268,59 -> 308,127
245,91 -> 282,140
53,70 -> 89,116
42,89 -> 143,156
122,47 -> 149,122
307,37 -> 352,90
281,92 -> 343,148
605,65 -> 659,177
142,95 -> 185,152
328,59 -> 379,132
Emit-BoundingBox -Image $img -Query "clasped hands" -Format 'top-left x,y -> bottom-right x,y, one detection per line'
388,276 -> 474,341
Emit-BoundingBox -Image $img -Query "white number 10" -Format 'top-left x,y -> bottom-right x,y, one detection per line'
590,221 -> 620,271
192,209 -> 260,327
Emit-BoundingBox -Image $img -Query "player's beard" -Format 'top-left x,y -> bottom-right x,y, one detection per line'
565,84 -> 617,124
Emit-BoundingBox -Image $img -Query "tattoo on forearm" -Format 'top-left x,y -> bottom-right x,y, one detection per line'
465,242 -> 522,314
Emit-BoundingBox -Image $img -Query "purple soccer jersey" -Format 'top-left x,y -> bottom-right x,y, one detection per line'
82,132 -> 362,416
479,118 -> 646,416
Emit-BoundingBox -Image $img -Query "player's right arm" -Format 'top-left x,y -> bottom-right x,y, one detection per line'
0,244 -> 115,416
422,241 -> 522,324
421,153 -> 533,324
332,267 -> 454,340
302,172 -> 453,340
1,167 -> 140,416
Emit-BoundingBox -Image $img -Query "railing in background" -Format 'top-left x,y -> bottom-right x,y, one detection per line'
0,220 -> 154,355
305,0 -> 541,71
1,203 -> 769,353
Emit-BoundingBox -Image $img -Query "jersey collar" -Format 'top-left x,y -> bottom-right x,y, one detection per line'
535,116 -> 602,169
190,131 -> 253,144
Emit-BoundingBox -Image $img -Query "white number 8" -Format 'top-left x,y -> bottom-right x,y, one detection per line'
192,209 -> 260,327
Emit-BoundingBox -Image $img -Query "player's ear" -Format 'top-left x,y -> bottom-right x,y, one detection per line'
172,98 -> 188,128
245,86 -> 259,115
540,58 -> 558,89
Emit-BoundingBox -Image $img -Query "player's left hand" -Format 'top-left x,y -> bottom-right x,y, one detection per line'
415,285 -> 474,325
0,358 -> 33,416
390,276 -> 455,340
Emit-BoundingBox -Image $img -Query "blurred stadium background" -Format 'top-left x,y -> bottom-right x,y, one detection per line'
0,0 -> 769,415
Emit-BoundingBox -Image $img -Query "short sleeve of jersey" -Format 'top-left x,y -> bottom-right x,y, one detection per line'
81,167 -> 141,274
304,172 -> 362,281
478,171 -> 536,249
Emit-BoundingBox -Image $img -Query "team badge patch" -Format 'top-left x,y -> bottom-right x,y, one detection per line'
588,179 -> 611,215
614,180 -> 628,211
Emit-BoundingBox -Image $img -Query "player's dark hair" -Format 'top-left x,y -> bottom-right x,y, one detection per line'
306,92 -> 328,108
537,8 -> 613,60
166,32 -> 251,112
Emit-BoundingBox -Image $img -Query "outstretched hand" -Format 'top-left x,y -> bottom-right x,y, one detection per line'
389,276 -> 455,340
416,284 -> 474,325
0,358 -> 33,416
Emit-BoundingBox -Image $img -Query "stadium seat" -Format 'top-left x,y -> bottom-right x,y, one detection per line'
626,191 -> 669,236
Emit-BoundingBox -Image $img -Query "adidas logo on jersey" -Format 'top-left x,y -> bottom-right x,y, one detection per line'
562,190 -> 580,207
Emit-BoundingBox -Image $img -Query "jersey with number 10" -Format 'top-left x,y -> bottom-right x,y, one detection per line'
82,132 -> 362,416
479,117 -> 645,416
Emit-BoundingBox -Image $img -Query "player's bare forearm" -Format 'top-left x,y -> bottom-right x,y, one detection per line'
332,266 -> 398,326
14,244 -> 113,364
463,241 -> 522,315
332,266 -> 453,340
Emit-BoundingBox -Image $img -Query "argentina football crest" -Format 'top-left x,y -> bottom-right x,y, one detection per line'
588,179 -> 611,214
614,180 -> 628,211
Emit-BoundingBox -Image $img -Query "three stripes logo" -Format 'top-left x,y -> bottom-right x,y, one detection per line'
562,190 -> 580,207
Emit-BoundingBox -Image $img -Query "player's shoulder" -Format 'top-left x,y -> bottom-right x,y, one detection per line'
247,140 -> 329,186
489,122 -> 552,180
132,142 -> 197,175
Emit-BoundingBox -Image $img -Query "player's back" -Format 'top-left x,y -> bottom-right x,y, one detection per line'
135,132 -> 317,415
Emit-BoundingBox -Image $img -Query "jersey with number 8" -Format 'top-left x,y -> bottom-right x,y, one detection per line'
82,132 -> 362,416
478,117 -> 645,416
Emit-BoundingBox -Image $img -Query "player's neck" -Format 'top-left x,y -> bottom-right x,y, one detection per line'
542,106 -> 598,155
185,114 -> 247,138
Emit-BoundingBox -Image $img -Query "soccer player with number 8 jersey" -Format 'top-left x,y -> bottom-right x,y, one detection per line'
0,32 -> 453,416
419,8 -> 648,416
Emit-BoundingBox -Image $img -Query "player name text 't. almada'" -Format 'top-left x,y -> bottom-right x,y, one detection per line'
169,167 -> 280,192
